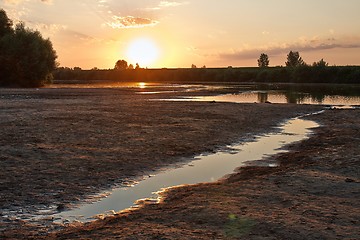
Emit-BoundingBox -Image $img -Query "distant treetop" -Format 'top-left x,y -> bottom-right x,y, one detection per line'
313,59 -> 329,67
114,59 -> 128,70
0,9 -> 13,38
258,53 -> 270,68
285,51 -> 305,67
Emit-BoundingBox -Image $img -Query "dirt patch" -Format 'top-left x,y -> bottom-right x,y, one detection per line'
3,87 -> 357,239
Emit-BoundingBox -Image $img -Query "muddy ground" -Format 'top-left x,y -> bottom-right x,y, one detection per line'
0,86 -> 358,239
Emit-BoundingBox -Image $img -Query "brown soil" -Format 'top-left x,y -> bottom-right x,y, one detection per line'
1,87 -> 358,239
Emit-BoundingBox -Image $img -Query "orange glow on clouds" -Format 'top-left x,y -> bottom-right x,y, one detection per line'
4,0 -> 359,68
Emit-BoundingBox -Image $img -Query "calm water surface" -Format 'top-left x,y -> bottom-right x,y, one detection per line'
54,115 -> 319,223
148,83 -> 360,106
49,82 -> 360,106
191,91 -> 360,105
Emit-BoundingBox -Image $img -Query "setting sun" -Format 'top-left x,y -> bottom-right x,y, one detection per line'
126,38 -> 159,67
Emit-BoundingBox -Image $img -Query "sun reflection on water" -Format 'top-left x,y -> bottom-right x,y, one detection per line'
138,82 -> 147,89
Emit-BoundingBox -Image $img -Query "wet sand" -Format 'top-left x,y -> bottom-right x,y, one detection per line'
0,87 -> 358,239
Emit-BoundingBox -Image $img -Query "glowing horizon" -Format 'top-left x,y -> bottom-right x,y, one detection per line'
2,0 -> 360,69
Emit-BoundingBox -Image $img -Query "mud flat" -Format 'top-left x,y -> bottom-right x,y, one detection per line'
42,108 -> 359,240
2,87 -> 358,239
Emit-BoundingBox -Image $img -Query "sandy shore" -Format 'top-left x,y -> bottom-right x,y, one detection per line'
0,87 -> 358,239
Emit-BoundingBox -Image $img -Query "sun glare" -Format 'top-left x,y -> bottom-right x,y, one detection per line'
138,82 -> 146,88
126,38 -> 159,67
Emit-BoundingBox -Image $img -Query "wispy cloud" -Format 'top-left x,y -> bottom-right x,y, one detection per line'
63,29 -> 95,42
218,36 -> 360,61
144,1 -> 189,11
159,1 -> 188,8
107,16 -> 159,29
29,22 -> 66,36
2,0 -> 53,20
40,0 -> 52,5
2,0 -> 24,4
2,0 -> 52,4
26,20 -> 97,44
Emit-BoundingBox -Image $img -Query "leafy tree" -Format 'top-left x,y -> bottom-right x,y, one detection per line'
191,64 -> 197,68
285,51 -> 305,67
313,58 -> 328,67
114,59 -> 128,70
0,9 -> 13,38
0,18 -> 57,87
135,63 -> 140,69
128,64 -> 134,70
257,53 -> 269,68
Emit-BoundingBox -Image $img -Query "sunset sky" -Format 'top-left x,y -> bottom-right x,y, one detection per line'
2,0 -> 360,69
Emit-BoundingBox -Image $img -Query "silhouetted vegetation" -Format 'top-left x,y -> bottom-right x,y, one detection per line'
0,9 -> 57,87
0,9 -> 12,38
54,49 -> 359,84
285,51 -> 305,67
114,59 -> 129,70
53,65 -> 360,84
312,59 -> 328,67
257,53 -> 269,68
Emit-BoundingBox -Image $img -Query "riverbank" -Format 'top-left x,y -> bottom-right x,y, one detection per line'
1,87 -> 358,239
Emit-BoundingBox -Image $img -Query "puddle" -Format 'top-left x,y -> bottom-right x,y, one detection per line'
52,114 -> 320,223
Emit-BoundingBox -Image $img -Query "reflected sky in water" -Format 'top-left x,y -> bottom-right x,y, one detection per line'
55,117 -> 319,223
195,91 -> 360,105
49,82 -> 360,106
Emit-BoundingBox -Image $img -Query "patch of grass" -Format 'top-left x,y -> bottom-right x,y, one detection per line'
224,214 -> 256,238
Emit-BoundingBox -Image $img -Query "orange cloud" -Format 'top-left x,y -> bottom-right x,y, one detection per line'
143,1 -> 189,11
159,1 -> 188,7
107,16 -> 159,29
218,35 -> 360,60
3,0 -> 51,4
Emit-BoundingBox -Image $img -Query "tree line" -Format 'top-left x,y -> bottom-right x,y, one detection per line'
55,50 -> 359,84
257,51 -> 328,68
54,65 -> 360,84
0,9 -> 57,87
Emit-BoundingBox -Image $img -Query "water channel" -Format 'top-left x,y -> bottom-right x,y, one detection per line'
54,114 -> 320,223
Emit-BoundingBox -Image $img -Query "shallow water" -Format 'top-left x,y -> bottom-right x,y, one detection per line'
54,115 -> 319,223
192,91 -> 360,106
49,82 -> 360,106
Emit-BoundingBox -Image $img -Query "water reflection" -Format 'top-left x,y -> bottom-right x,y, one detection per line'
48,81 -> 170,89
194,91 -> 360,106
137,82 -> 147,89
54,117 -> 319,223
258,92 -> 268,103
48,81 -> 360,106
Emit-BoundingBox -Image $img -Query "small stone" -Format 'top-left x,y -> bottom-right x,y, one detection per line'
56,204 -> 66,211
345,178 -> 355,183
